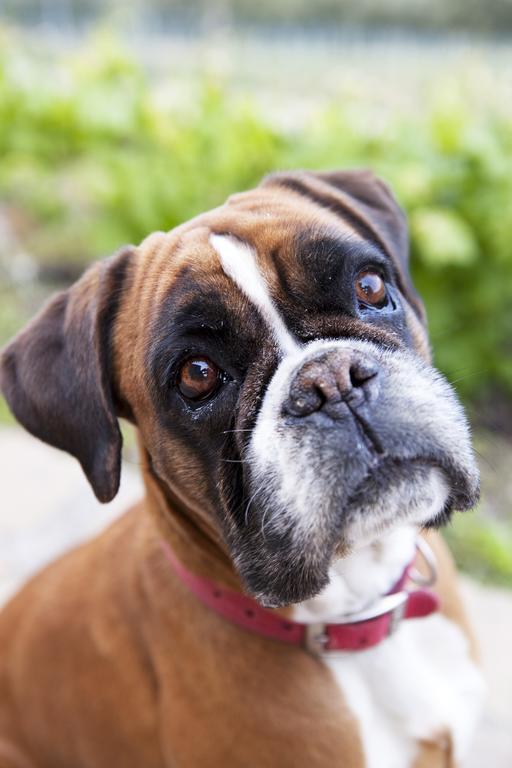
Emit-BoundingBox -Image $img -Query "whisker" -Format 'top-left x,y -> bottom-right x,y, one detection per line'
244,490 -> 260,527
448,370 -> 488,386
243,481 -> 266,527
473,433 -> 510,459
222,428 -> 253,435
260,504 -> 273,541
472,447 -> 497,473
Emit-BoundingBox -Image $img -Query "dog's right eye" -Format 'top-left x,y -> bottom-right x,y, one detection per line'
355,269 -> 388,309
177,357 -> 222,401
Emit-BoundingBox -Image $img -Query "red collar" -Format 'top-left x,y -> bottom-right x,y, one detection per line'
161,540 -> 439,656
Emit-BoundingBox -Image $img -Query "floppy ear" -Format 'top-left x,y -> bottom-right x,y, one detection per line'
0,247 -> 134,503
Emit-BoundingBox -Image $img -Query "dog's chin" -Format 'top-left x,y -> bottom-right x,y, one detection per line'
233,459 -> 479,609
241,555 -> 335,610
232,516 -> 340,609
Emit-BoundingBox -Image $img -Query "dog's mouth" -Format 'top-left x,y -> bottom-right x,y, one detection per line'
345,452 -> 477,512
227,440 -> 479,609
339,456 -> 460,549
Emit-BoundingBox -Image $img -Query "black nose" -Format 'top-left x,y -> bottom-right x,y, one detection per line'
283,348 -> 380,419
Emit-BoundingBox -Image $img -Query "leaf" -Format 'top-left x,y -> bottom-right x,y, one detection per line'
411,207 -> 479,267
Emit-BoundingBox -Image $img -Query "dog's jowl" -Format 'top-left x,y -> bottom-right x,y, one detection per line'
0,169 -> 484,768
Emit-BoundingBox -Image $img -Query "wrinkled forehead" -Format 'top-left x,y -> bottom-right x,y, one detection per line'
143,187 -> 396,334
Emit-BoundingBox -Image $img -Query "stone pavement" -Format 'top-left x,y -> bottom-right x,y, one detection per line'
0,427 -> 511,765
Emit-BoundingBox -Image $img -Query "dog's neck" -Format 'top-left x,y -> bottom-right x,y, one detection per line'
140,444 -> 418,618
140,447 -> 243,592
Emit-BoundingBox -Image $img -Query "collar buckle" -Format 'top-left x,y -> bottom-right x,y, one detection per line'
304,590 -> 409,657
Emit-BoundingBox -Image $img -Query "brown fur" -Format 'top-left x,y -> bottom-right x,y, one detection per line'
0,479 -> 468,768
0,171 -> 476,766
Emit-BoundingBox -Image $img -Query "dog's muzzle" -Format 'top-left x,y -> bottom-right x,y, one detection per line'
235,338 -> 479,607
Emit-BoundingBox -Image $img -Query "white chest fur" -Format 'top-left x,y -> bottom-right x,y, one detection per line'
293,527 -> 485,768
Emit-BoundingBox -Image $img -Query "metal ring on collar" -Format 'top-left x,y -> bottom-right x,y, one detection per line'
410,537 -> 438,588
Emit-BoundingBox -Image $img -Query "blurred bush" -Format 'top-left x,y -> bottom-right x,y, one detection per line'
0,30 -> 511,588
1,31 -> 511,413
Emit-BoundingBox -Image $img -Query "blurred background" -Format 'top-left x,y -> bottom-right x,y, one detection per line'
0,0 -> 511,763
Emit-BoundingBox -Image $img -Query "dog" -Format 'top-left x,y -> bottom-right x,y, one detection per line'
0,169 -> 484,768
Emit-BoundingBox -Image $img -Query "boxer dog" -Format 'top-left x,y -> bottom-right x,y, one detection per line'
0,169 -> 484,768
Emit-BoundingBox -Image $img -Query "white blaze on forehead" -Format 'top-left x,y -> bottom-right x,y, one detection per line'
210,233 -> 299,356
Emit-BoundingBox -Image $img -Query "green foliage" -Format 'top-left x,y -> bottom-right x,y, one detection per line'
0,31 -> 511,408
443,512 -> 512,588
0,32 -> 284,267
0,32 -> 511,588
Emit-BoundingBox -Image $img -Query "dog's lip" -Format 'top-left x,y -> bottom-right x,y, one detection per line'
343,454 -> 444,503
342,452 -> 478,512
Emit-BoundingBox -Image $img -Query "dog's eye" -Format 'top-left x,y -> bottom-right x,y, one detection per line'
177,357 -> 221,401
355,269 -> 388,308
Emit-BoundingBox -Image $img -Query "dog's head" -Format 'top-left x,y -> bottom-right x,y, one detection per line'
0,170 -> 479,607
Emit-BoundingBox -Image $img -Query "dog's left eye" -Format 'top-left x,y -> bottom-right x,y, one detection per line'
355,269 -> 388,309
177,357 -> 222,401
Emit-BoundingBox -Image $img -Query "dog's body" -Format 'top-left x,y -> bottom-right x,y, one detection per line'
0,170 -> 484,767
0,507 -> 481,768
